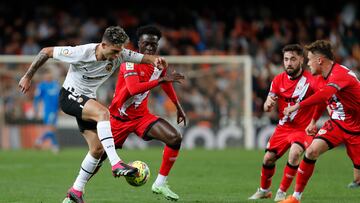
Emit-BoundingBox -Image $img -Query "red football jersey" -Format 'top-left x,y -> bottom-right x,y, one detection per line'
269,70 -> 319,129
320,63 -> 360,133
109,62 -> 165,120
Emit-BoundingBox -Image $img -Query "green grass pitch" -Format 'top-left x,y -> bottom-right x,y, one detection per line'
0,148 -> 358,203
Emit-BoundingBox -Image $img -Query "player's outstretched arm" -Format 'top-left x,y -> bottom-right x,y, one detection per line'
175,102 -> 187,126
141,55 -> 168,69
19,47 -> 54,93
160,81 -> 187,126
158,71 -> 185,83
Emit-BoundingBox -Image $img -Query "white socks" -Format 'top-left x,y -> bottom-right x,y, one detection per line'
260,188 -> 270,193
293,192 -> 302,200
154,174 -> 167,186
97,121 -> 121,166
73,153 -> 99,191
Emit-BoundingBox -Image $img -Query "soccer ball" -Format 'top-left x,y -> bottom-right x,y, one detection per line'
125,160 -> 150,187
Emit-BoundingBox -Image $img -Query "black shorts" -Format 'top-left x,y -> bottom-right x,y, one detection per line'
59,87 -> 97,132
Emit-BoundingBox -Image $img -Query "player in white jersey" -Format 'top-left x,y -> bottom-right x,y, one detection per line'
18,26 -> 168,203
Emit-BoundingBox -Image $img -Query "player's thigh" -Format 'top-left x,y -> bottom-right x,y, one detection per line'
305,138 -> 330,159
44,111 -> 58,126
59,88 -> 92,120
289,130 -> 313,151
266,127 -> 290,158
146,118 -> 181,144
82,99 -> 109,122
110,116 -> 133,148
309,120 -> 343,159
263,151 -> 277,164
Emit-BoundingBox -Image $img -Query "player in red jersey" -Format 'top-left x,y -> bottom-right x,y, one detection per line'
249,44 -> 320,201
281,40 -> 360,203
91,25 -> 186,201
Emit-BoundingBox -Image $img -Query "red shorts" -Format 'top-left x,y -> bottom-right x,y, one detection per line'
266,126 -> 313,158
110,113 -> 160,148
315,120 -> 360,168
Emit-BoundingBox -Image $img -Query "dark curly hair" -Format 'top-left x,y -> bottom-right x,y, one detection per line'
282,44 -> 304,57
305,40 -> 334,60
136,25 -> 162,39
102,26 -> 129,45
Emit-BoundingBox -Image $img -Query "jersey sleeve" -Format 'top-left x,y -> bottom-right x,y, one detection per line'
159,67 -> 179,102
268,79 -> 279,97
327,71 -> 351,91
121,49 -> 144,63
122,63 -> 159,95
53,45 -> 95,64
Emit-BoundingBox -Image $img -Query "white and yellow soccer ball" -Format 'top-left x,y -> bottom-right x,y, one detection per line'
125,160 -> 150,187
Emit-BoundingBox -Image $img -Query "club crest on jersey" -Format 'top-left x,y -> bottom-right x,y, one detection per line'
77,97 -> 83,103
126,63 -> 134,70
61,49 -> 70,56
105,63 -> 112,72
318,129 -> 327,135
280,88 -> 286,92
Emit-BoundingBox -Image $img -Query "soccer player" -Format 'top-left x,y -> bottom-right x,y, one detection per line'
18,26 -> 168,203
90,25 -> 186,201
249,44 -> 320,201
33,69 -> 60,153
281,40 -> 360,203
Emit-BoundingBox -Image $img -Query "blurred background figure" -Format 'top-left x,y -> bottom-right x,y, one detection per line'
33,69 -> 60,153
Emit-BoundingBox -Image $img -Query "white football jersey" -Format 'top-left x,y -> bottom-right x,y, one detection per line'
53,43 -> 143,98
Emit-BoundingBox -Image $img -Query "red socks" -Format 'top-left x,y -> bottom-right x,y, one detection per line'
279,162 -> 299,192
159,146 -> 179,176
295,156 -> 316,193
260,164 -> 276,189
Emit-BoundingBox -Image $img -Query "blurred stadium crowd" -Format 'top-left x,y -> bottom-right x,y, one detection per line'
0,0 -> 359,129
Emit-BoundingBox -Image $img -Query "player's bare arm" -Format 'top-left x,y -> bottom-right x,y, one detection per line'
175,101 -> 186,126
263,95 -> 278,112
19,47 -> 54,93
159,71 -> 185,83
283,103 -> 300,116
142,55 -> 168,69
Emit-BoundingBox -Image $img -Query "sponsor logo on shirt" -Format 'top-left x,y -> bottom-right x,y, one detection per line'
82,75 -> 108,80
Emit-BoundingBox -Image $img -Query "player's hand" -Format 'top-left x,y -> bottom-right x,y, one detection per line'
305,120 -> 318,136
264,95 -> 278,112
154,57 -> 168,69
283,103 -> 300,116
18,76 -> 32,94
159,70 -> 185,83
177,106 -> 187,126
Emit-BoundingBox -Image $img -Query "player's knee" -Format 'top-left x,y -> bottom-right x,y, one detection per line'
263,153 -> 277,165
263,159 -> 276,166
305,147 -> 320,160
166,131 -> 182,149
288,151 -> 302,165
96,108 -> 110,121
